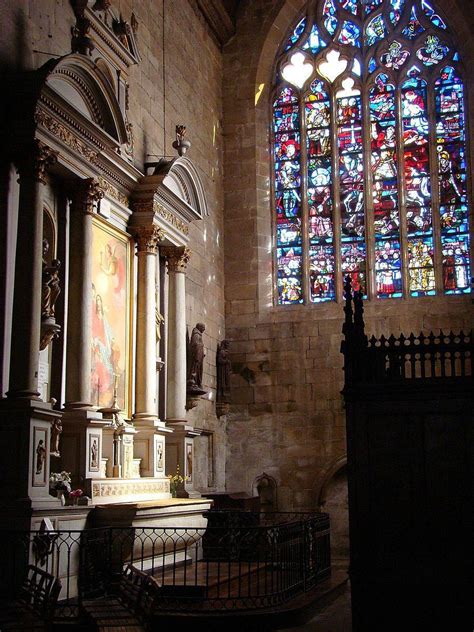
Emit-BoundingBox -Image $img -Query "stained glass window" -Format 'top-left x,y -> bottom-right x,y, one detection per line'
272,0 -> 471,304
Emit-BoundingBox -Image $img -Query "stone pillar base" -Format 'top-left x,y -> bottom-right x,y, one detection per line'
165,424 -> 201,498
133,421 -> 173,478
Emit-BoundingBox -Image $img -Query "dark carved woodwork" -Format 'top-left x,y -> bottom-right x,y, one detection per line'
341,278 -> 473,630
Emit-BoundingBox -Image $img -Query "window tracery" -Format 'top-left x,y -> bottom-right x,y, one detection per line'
273,0 -> 471,304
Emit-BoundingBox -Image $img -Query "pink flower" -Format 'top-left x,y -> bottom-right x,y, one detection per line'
69,489 -> 84,498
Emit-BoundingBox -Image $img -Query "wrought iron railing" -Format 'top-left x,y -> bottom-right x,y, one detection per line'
0,511 -> 330,621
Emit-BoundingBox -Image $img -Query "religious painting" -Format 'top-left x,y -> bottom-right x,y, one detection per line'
186,443 -> 193,484
89,433 -> 100,472
32,427 -> 47,487
90,218 -> 131,413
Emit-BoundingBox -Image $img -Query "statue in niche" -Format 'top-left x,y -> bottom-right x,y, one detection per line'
50,417 -> 62,458
36,440 -> 46,475
41,240 -> 61,319
216,340 -> 231,403
188,323 -> 206,390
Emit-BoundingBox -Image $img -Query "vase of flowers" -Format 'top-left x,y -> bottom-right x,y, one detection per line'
49,471 -> 72,498
68,488 -> 84,505
167,464 -> 186,497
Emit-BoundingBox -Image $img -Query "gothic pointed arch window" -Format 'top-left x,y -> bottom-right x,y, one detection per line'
273,0 -> 471,304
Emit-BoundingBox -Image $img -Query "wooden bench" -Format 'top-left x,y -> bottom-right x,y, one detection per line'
81,564 -> 161,631
0,564 -> 61,631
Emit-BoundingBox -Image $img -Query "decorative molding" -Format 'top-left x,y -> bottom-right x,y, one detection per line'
133,200 -> 190,236
162,246 -> 191,273
35,108 -> 99,164
130,225 -> 165,254
91,479 -> 169,497
97,176 -> 129,206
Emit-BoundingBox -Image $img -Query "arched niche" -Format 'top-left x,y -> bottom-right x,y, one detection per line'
252,472 -> 278,513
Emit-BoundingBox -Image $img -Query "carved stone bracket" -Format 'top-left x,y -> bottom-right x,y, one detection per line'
17,140 -> 59,185
162,246 -> 191,273
131,225 -> 165,254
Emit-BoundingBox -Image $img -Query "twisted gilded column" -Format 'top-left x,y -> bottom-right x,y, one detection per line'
162,246 -> 190,421
65,178 -> 104,409
131,225 -> 164,422
7,140 -> 58,399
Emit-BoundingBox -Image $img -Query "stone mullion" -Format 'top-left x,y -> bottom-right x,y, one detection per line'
332,87 -> 343,303
7,140 -> 58,399
363,84 -> 376,300
300,90 -> 310,305
427,77 -> 443,295
396,85 -> 410,299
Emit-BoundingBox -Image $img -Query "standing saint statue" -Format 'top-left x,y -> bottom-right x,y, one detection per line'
188,323 -> 206,389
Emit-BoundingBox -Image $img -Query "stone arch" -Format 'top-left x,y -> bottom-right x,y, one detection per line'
317,456 -> 349,563
42,53 -> 128,145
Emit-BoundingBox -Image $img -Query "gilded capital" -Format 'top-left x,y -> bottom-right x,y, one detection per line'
17,140 -> 59,185
162,246 -> 191,273
131,225 -> 165,254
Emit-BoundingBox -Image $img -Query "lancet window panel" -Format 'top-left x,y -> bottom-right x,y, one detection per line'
272,0 -> 471,305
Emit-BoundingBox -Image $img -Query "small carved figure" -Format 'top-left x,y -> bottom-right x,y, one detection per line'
50,418 -> 62,457
42,241 -> 61,319
91,438 -> 99,470
71,15 -> 95,56
155,308 -> 165,342
216,340 -> 231,403
36,440 -> 46,475
188,323 -> 206,388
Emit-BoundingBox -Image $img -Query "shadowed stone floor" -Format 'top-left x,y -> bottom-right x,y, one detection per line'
284,584 -> 352,632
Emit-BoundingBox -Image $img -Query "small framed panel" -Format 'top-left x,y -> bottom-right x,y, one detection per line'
89,433 -> 101,473
32,427 -> 48,487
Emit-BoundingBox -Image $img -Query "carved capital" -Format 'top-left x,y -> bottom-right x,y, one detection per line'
131,225 -> 165,254
162,246 -> 191,273
17,140 -> 59,185
81,178 -> 105,215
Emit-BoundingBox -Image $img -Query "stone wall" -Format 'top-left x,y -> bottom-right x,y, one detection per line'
223,0 -> 474,510
0,0 -> 227,492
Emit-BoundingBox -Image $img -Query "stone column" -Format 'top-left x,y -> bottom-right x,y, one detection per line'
65,179 -> 104,409
131,225 -> 164,421
162,246 -> 190,421
7,140 -> 58,399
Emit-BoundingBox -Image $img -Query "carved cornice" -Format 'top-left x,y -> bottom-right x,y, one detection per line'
130,225 -> 165,254
17,139 -> 58,185
133,200 -> 189,236
35,108 -> 99,164
162,246 -> 191,273
97,176 -> 129,207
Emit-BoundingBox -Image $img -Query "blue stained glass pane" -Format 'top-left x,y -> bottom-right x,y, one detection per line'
375,240 -> 403,298
341,242 -> 366,295
416,35 -> 449,66
277,246 -> 303,304
408,238 -> 436,296
442,235 -> 471,294
340,0 -> 358,15
274,132 -> 301,162
276,190 -> 301,219
306,100 -> 331,127
323,0 -> 338,35
302,24 -> 327,53
273,104 -> 299,132
407,206 -> 432,236
308,158 -> 332,187
277,219 -> 302,247
402,7 -> 425,39
368,57 -> 377,74
364,0 -> 383,14
308,79 -> 329,101
421,0 -> 446,29
403,116 -> 429,145
370,93 -> 396,121
381,41 -> 410,70
389,0 -> 405,25
285,17 -> 306,50
365,14 -> 387,47
340,153 -> 364,182
275,160 -> 301,190
273,87 -> 297,107
440,204 -> 469,234
339,20 -> 361,47
308,187 -> 333,241
310,245 -> 336,302
453,52 -> 459,61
